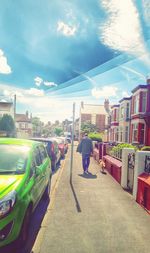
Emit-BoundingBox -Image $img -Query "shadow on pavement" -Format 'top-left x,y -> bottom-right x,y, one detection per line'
100,171 -> 107,175
1,197 -> 50,253
78,172 -> 97,179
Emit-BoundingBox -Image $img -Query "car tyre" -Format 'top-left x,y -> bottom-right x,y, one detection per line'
17,206 -> 32,248
43,176 -> 51,200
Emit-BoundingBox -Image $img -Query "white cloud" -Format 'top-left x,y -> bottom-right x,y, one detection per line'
100,0 -> 148,57
0,83 -> 76,123
122,91 -> 130,97
34,76 -> 57,88
34,76 -> 43,87
57,21 -> 77,36
44,81 -> 58,87
0,49 -> 12,74
25,88 -> 44,96
91,86 -> 118,99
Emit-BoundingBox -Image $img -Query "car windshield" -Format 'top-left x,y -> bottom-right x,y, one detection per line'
0,144 -> 30,174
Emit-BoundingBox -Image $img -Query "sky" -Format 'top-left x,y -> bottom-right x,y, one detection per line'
0,0 -> 150,123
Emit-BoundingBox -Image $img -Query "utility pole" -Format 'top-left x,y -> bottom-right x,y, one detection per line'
14,94 -> 16,120
70,102 -> 75,181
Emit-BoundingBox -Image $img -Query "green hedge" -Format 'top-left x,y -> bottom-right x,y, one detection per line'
88,132 -> 102,142
111,143 -> 137,160
141,146 -> 150,151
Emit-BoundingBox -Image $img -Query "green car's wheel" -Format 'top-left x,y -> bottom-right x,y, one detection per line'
43,176 -> 51,200
17,206 -> 32,247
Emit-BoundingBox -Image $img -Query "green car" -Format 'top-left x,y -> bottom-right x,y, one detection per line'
0,138 -> 52,248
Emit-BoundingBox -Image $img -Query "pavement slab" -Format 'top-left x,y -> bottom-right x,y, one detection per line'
32,145 -> 150,253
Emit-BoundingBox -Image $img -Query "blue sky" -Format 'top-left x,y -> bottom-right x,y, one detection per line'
0,0 -> 150,123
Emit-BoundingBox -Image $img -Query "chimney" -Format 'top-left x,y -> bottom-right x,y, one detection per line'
26,110 -> 29,118
81,101 -> 84,109
147,78 -> 150,85
104,99 -> 109,112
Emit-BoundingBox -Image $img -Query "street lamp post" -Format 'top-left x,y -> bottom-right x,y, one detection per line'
70,102 -> 75,175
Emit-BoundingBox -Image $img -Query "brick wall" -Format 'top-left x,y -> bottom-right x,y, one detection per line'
96,114 -> 105,131
81,114 -> 91,123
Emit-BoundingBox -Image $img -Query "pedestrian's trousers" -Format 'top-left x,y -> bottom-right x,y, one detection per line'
82,154 -> 90,172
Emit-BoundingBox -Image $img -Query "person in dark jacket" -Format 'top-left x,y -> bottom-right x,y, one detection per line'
77,132 -> 93,174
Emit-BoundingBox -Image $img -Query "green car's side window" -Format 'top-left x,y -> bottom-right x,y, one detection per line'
35,147 -> 42,166
29,153 -> 36,178
39,145 -> 48,163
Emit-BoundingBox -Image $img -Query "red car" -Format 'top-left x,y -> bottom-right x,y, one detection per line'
53,137 -> 68,159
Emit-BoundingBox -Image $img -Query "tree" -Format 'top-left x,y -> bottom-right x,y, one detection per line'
81,122 -> 97,133
0,114 -> 16,137
32,117 -> 43,137
54,127 -> 63,136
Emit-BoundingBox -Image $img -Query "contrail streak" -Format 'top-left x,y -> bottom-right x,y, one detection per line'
121,66 -> 146,80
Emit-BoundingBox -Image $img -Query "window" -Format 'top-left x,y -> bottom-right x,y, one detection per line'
125,126 -> 129,142
120,107 -> 124,119
126,103 -> 130,119
35,147 -> 42,166
0,144 -> 29,174
120,127 -> 123,142
141,92 -> 147,112
30,155 -> 36,178
114,127 -> 119,142
132,123 -> 138,142
140,124 -> 145,144
133,95 -> 139,114
39,145 -> 47,162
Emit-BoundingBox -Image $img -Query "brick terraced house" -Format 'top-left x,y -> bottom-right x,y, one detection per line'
109,104 -> 119,142
79,99 -> 110,140
130,79 -> 150,145
108,78 -> 150,146
15,111 -> 32,138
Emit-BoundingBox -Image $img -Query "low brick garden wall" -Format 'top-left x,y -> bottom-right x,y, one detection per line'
103,155 -> 122,184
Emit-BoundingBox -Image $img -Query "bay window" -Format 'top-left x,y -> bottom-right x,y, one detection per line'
132,123 -> 138,142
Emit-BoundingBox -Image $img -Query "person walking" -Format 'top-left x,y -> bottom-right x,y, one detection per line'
77,132 -> 93,174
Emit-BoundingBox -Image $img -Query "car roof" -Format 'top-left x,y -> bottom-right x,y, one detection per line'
0,138 -> 38,147
30,137 -> 53,143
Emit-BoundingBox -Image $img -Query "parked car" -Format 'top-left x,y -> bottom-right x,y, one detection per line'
0,138 -> 52,248
59,137 -> 69,154
30,138 -> 61,171
52,137 -> 67,159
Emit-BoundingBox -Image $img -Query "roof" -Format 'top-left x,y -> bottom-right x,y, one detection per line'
138,172 -> 150,185
111,104 -> 120,109
0,96 -> 13,104
15,114 -> 31,122
131,84 -> 147,93
81,104 -> 108,115
0,100 -> 13,104
119,97 -> 132,103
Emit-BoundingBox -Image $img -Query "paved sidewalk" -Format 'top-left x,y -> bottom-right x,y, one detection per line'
32,145 -> 150,253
